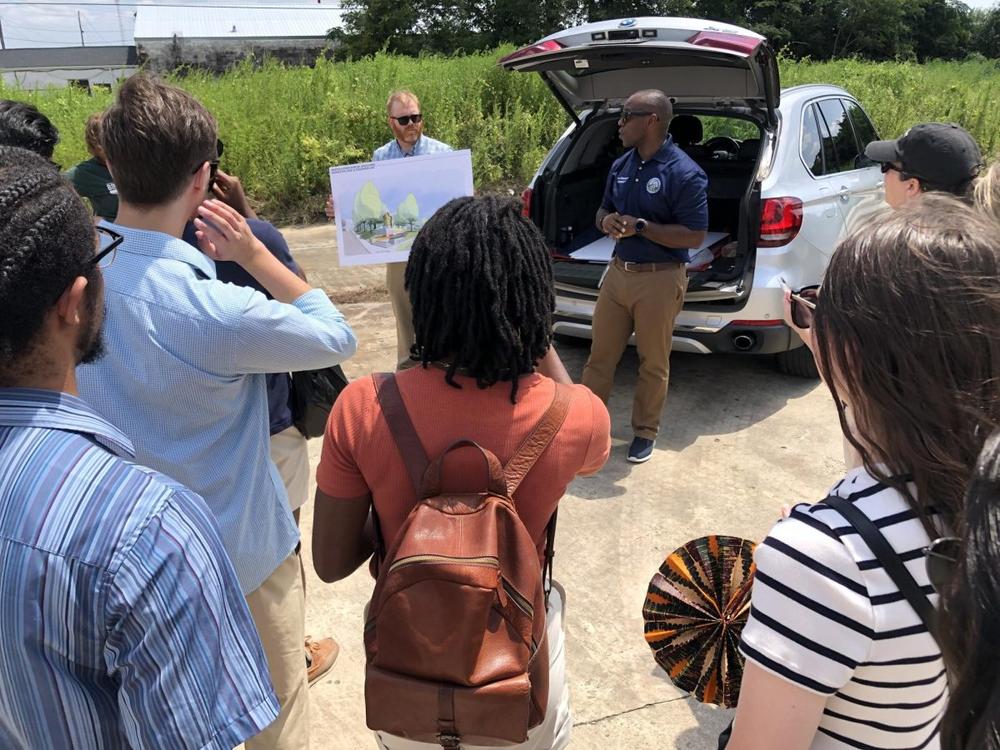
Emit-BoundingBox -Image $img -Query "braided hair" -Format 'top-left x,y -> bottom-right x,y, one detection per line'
404,195 -> 555,403
0,146 -> 95,383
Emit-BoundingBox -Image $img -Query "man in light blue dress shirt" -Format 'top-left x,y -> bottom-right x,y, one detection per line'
328,90 -> 452,369
77,75 -> 357,750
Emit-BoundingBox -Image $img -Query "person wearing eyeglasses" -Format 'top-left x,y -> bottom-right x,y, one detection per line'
864,122 -> 983,209
326,89 -> 452,370
75,74 -> 357,750
0,145 -> 281,748
725,195 -> 1000,750
581,89 -> 708,464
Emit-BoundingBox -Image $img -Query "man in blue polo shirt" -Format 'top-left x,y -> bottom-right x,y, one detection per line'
582,89 -> 708,464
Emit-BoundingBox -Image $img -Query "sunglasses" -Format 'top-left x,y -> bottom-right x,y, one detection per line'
392,114 -> 422,126
619,110 -> 654,122
93,225 -> 124,269
191,138 -> 226,193
789,285 -> 819,329
924,536 -> 959,595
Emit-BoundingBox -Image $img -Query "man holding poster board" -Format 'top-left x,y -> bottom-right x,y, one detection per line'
327,90 -> 454,370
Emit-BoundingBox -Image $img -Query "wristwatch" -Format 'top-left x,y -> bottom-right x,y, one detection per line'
634,218 -> 648,234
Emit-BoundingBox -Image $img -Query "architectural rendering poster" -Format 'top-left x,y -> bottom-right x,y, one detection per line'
329,150 -> 474,267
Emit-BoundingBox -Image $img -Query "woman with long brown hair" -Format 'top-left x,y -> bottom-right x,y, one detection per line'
726,195 -> 1000,749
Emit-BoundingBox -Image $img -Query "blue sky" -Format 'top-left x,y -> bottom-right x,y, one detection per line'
1,1 -> 998,49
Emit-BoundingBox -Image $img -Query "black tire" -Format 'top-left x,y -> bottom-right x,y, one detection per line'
775,345 -> 819,379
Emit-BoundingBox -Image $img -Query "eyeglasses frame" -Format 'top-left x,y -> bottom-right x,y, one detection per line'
92,225 -> 124,268
392,114 -> 423,126
618,109 -> 656,123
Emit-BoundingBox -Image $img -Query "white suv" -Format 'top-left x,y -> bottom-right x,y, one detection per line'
500,17 -> 885,377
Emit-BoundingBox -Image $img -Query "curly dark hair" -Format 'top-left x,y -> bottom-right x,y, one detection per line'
0,146 -> 97,384
404,195 -> 555,403
0,100 -> 59,159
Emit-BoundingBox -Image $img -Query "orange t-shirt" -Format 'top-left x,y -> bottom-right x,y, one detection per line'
316,367 -> 611,566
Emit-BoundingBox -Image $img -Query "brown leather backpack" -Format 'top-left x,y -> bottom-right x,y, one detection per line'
364,373 -> 571,749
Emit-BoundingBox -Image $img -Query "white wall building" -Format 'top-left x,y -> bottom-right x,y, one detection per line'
0,46 -> 138,91
133,5 -> 344,73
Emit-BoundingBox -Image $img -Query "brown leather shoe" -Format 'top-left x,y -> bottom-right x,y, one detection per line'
305,636 -> 339,687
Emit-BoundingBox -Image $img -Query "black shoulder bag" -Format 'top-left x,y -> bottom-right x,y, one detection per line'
290,365 -> 350,439
718,493 -> 937,749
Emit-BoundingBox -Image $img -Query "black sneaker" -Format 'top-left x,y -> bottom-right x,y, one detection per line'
627,437 -> 654,463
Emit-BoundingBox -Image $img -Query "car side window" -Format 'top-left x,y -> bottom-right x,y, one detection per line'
816,98 -> 858,174
843,99 -> 879,169
801,105 -> 825,176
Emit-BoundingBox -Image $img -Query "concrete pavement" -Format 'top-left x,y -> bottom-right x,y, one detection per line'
281,223 -> 846,749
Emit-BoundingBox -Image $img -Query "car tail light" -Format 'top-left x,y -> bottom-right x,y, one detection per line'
759,197 -> 803,247
498,40 -> 564,65
687,31 -> 761,55
521,187 -> 532,218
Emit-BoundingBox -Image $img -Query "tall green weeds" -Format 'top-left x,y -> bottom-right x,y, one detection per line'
4,52 -> 1000,223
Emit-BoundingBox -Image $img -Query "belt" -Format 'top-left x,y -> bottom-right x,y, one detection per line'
612,256 -> 684,273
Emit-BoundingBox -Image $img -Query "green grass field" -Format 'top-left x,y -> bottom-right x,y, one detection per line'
4,53 -> 1000,223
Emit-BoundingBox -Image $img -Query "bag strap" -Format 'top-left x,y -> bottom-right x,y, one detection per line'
503,384 -> 573,494
822,494 -> 938,640
373,372 -> 429,496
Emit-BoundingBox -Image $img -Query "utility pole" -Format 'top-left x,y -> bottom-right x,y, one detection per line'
78,11 -> 85,47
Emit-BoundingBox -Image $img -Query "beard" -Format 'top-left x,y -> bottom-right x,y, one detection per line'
77,280 -> 106,365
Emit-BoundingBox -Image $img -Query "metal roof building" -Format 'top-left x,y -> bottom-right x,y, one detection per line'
132,5 -> 343,72
0,46 -> 139,91
133,5 -> 345,41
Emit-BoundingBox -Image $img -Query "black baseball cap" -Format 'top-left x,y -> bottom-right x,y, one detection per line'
865,123 -> 983,188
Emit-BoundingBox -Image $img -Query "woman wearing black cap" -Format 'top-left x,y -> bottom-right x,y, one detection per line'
864,122 -> 983,207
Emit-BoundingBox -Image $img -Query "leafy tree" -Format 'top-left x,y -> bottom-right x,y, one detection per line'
974,7 -> 1000,57
907,0 -> 972,61
396,193 -> 420,230
353,181 -> 386,233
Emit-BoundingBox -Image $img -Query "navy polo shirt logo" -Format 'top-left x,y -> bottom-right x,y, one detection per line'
646,177 -> 661,194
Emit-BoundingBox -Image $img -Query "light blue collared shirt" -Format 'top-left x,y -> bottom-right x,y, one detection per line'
78,223 -> 357,593
373,134 -> 453,161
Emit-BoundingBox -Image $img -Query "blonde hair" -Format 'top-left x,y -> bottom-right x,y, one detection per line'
386,89 -> 420,115
974,161 -> 1000,224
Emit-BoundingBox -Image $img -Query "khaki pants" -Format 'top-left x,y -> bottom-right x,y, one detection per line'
270,426 -> 311,512
582,259 -> 687,439
386,262 -> 416,370
245,552 -> 309,750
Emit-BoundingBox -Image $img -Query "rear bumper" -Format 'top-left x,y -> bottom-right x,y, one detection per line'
553,313 -> 797,355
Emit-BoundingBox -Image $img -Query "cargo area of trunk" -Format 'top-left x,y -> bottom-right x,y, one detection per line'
533,112 -> 763,307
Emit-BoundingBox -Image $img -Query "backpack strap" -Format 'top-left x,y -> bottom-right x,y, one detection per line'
503,384 -> 573,607
373,373 -> 429,496
503,384 -> 573,493
822,493 -> 938,641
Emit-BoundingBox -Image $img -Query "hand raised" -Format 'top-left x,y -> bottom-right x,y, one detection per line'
194,199 -> 264,265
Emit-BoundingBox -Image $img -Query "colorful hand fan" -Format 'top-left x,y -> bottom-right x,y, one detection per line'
642,535 -> 757,708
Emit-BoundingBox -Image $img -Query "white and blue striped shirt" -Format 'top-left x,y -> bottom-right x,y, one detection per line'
373,134 -> 453,161
77,223 -> 357,592
0,388 -> 278,748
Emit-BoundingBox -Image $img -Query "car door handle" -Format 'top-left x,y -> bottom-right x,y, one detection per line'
838,187 -> 850,202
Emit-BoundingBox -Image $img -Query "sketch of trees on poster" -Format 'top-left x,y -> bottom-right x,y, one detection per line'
329,150 -> 474,267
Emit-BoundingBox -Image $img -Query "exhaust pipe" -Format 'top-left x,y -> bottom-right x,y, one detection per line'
732,332 -> 756,352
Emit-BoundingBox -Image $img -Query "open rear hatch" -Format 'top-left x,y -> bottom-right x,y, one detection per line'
499,17 -> 780,126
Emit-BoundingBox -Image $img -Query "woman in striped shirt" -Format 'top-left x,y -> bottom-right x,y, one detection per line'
727,195 -> 1000,750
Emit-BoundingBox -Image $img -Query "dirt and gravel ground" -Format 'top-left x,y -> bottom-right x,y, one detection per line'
278,223 -> 845,749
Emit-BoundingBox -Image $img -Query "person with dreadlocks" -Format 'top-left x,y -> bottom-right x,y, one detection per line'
312,195 -> 611,750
